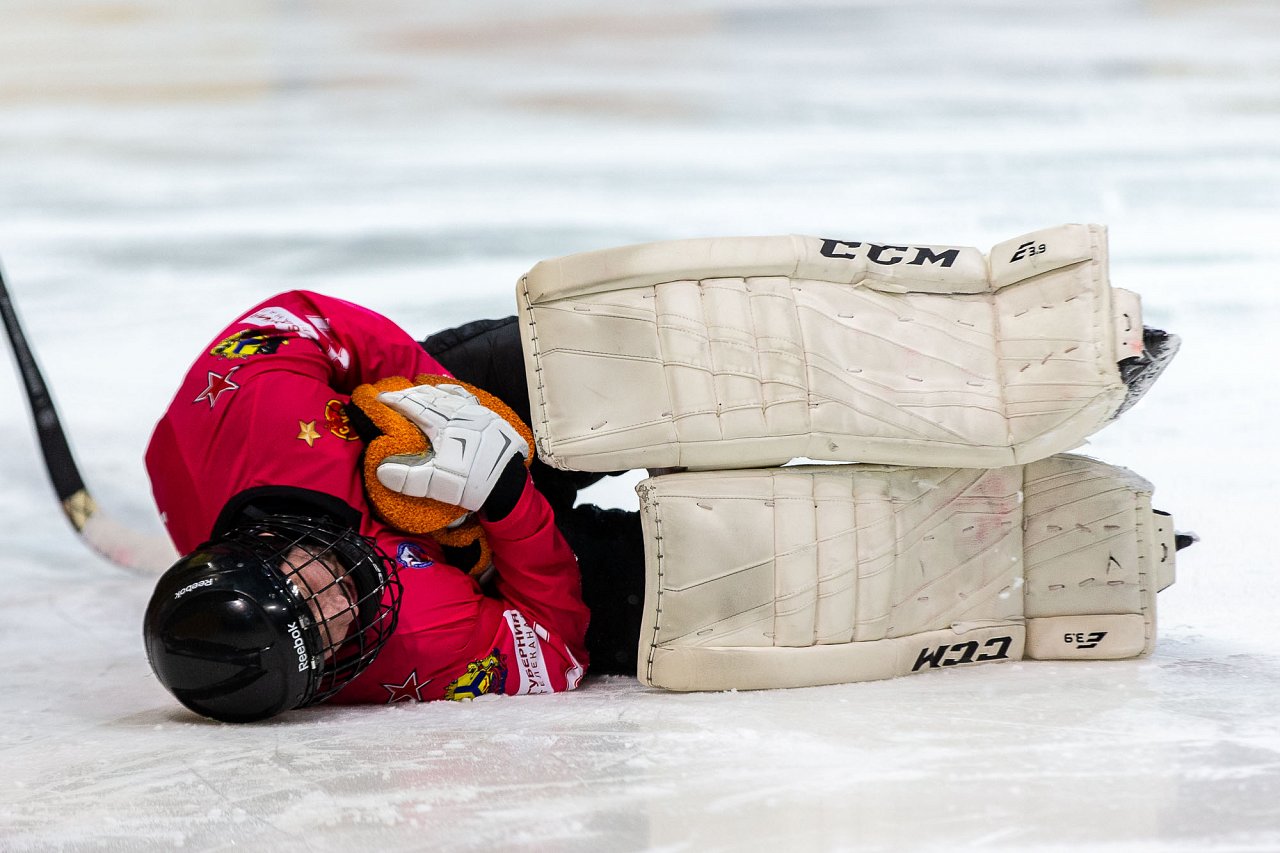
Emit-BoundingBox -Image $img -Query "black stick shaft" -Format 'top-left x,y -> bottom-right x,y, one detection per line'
0,264 -> 88,509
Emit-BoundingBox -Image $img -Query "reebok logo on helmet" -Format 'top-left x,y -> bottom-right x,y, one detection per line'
286,622 -> 310,672
173,578 -> 213,599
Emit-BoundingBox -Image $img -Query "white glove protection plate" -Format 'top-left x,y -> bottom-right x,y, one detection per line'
375,384 -> 528,512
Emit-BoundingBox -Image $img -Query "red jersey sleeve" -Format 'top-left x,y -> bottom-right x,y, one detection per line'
482,476 -> 591,667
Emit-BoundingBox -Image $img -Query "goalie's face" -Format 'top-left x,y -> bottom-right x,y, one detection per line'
279,545 -> 359,652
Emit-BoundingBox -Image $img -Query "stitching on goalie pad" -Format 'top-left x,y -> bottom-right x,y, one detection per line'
1137,490 -> 1155,655
990,253 -> 1015,450
644,486 -> 666,683
520,275 -> 556,466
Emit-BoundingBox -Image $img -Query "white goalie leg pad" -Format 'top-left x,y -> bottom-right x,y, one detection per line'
519,224 -> 1151,472
636,454 -> 1176,692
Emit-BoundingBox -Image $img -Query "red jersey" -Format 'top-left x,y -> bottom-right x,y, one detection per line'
145,290 -> 590,704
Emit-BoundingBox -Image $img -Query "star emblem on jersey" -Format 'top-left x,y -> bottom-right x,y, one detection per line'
297,420 -> 321,447
193,366 -> 242,409
383,670 -> 430,703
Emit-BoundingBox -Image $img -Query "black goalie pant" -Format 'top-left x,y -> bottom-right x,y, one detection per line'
422,317 -> 645,676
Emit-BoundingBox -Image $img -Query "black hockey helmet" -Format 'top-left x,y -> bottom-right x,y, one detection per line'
143,515 -> 402,723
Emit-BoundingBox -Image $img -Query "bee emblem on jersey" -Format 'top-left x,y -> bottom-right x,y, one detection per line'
210,330 -> 290,360
444,651 -> 506,701
324,399 -> 360,441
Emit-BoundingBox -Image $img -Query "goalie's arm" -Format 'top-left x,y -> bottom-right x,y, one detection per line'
482,474 -> 592,668
373,383 -> 588,661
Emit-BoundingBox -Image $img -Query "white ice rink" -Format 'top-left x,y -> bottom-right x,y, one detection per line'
2,1 -> 1279,849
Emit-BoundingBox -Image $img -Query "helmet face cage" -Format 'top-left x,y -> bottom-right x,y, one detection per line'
224,515 -> 403,706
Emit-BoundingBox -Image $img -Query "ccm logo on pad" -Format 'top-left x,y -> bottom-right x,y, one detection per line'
912,636 -> 1014,671
819,239 -> 960,267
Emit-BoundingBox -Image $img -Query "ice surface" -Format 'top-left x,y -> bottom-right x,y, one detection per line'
1,0 -> 1278,849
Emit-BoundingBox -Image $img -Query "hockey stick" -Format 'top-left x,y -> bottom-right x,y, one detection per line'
0,261 -> 176,573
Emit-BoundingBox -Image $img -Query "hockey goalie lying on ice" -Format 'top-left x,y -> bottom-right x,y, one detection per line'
141,223 -> 1190,722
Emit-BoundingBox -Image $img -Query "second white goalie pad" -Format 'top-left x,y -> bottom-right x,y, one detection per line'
636,455 -> 1178,692
519,223 -> 1167,471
